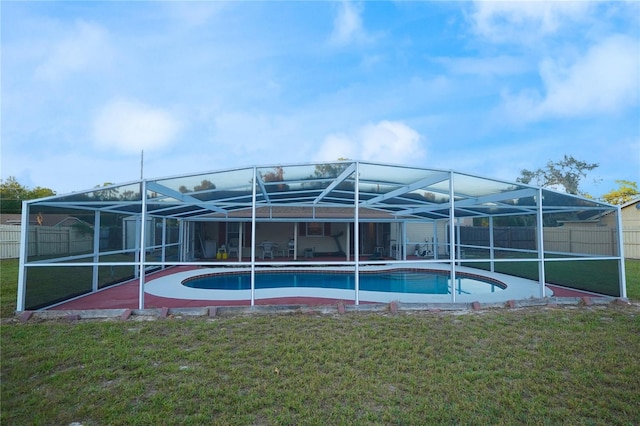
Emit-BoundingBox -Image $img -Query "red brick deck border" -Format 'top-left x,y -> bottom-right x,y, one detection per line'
50,265 -> 605,311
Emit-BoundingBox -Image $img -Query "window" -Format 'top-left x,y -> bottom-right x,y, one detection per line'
307,222 -> 324,236
300,222 -> 331,237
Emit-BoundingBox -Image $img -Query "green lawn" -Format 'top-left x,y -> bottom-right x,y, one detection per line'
1,258 -> 640,424
2,306 -> 639,424
626,258 -> 640,299
0,259 -> 19,318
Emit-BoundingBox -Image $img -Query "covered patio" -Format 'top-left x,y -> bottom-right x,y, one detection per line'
16,161 -> 627,311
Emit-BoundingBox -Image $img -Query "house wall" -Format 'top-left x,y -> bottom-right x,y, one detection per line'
621,201 -> 640,259
397,222 -> 449,257
598,201 -> 640,259
622,201 -> 640,228
205,222 -> 352,258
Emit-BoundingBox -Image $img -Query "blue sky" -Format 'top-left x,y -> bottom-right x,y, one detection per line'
2,1 -> 639,198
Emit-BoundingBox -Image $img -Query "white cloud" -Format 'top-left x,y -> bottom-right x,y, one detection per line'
164,2 -> 225,27
502,35 -> 640,121
92,99 -> 182,154
35,20 -> 114,80
538,35 -> 640,116
471,0 -> 593,43
315,133 -> 357,162
315,121 -> 425,164
329,1 -> 371,46
433,55 -> 529,77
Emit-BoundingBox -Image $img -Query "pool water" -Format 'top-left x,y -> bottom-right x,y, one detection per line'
183,271 -> 505,295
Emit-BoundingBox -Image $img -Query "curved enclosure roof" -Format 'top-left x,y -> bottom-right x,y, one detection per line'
30,161 -> 615,221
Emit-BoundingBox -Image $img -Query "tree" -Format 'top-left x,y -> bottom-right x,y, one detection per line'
312,158 -> 351,179
305,158 -> 353,190
261,167 -> 288,191
0,177 -> 56,213
91,182 -> 119,201
516,155 -> 598,196
601,180 -> 639,205
179,180 -> 216,193
194,179 -> 216,192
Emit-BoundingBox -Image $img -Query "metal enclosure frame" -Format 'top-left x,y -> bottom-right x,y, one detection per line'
16,161 -> 626,311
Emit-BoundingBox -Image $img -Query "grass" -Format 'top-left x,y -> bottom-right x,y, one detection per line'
626,259 -> 640,299
1,258 -> 640,424
464,255 -> 622,296
1,259 -> 20,318
2,307 -> 639,425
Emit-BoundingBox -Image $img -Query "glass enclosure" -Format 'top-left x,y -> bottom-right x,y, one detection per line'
17,161 -> 625,310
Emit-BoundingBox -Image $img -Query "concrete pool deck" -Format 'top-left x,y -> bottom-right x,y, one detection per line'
50,264 -> 605,311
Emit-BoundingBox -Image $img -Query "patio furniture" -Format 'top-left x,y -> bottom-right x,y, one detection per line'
217,245 -> 227,260
228,238 -> 239,259
260,241 -> 276,259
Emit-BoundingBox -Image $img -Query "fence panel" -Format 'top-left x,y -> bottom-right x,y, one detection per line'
543,228 -> 571,253
623,228 -> 640,259
460,226 -> 621,257
459,227 -> 489,247
545,227 -> 616,256
0,225 -> 21,259
26,226 -> 93,259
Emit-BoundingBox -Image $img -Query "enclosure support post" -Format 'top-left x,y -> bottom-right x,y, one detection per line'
178,220 -> 184,262
616,205 -> 627,298
92,211 -> 101,292
449,172 -> 456,303
161,218 -> 167,267
489,216 -> 495,272
456,219 -> 461,265
138,180 -> 148,310
16,202 -> 29,311
536,188 -> 546,298
294,222 -> 298,261
250,167 -> 257,306
237,221 -> 243,262
354,162 -> 360,305
398,221 -> 407,260
134,218 -> 140,279
431,222 -> 437,259
345,223 -> 350,262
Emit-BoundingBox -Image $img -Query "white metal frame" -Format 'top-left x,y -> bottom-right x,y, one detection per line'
15,161 -> 627,311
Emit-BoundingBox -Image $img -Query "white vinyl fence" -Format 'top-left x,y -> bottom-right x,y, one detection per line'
0,224 -> 93,259
544,227 -> 639,259
623,228 -> 640,259
460,225 -> 638,259
543,227 -> 618,256
0,225 -> 20,259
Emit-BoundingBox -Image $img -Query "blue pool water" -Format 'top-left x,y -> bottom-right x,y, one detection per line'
183,270 -> 505,295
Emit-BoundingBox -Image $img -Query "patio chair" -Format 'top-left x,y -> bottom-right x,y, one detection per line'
261,241 -> 275,259
228,238 -> 239,259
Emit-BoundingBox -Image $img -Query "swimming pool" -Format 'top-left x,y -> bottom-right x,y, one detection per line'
144,264 -> 549,304
183,270 -> 505,295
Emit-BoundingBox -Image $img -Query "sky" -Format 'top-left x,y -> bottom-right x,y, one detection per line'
1,1 -> 639,199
